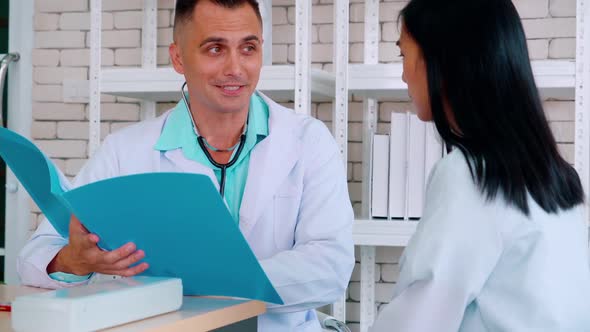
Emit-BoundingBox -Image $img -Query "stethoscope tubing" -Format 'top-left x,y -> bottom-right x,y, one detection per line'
197,135 -> 246,197
181,82 -> 247,198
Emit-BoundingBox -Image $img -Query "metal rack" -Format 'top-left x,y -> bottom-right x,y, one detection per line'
86,1 -> 590,331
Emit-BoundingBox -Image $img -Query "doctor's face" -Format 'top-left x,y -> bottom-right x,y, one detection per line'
169,1 -> 263,115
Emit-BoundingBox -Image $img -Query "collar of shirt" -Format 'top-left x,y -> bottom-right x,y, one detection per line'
154,92 -> 269,168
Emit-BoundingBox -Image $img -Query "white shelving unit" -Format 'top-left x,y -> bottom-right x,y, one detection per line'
86,1 -> 590,331
576,0 -> 590,223
349,60 -> 576,101
357,1 -> 380,329
353,219 -> 417,247
99,66 -> 335,102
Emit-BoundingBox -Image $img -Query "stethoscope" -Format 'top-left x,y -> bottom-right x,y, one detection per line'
180,82 -> 247,198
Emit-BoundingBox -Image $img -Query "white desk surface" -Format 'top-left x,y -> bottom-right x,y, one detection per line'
0,285 -> 265,332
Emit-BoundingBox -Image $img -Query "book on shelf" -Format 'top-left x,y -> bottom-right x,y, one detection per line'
378,112 -> 443,220
371,134 -> 390,218
407,115 -> 426,218
388,112 -> 409,219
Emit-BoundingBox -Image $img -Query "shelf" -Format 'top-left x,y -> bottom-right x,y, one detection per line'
349,63 -> 407,101
99,65 -> 335,102
71,59 -> 573,104
532,60 -> 576,100
353,219 -> 418,247
348,59 -> 575,101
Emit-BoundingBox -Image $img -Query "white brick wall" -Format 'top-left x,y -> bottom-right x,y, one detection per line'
36,0 -> 88,13
549,38 -> 576,58
550,0 -> 576,17
513,0 -> 549,18
33,103 -> 85,120
523,17 -> 576,39
29,1 -> 578,330
57,122 -> 110,140
34,14 -> 59,31
60,49 -> 115,67
528,39 -> 549,59
36,31 -> 86,49
32,49 -> 60,66
102,0 -> 142,11
31,121 -> 57,139
99,30 -> 141,48
114,48 -> 142,66
113,11 -> 143,30
36,140 -> 87,159
34,67 -> 87,84
60,12 -> 114,31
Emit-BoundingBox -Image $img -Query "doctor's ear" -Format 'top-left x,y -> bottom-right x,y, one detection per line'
169,42 -> 185,75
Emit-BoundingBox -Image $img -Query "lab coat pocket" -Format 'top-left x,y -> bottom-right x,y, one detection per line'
273,194 -> 300,250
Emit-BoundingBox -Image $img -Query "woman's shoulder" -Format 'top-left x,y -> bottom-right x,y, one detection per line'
427,148 -> 476,193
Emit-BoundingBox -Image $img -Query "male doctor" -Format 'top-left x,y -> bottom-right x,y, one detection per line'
17,0 -> 355,330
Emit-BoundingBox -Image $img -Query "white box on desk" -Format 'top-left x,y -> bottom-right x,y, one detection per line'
12,276 -> 182,332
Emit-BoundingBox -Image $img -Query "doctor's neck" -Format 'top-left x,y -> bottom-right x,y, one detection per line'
190,103 -> 248,151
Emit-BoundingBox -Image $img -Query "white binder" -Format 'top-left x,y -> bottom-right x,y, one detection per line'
371,134 -> 390,218
386,113 -> 443,220
408,116 -> 426,218
389,112 -> 408,219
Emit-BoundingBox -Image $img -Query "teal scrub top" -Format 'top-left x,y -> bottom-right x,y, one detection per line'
154,94 -> 269,223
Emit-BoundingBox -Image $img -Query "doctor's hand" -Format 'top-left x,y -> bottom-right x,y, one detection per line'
46,215 -> 149,277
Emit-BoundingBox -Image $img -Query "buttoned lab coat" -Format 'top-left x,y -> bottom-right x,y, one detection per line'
18,93 -> 355,332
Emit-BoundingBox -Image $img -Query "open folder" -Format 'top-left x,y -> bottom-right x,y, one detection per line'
0,127 -> 283,304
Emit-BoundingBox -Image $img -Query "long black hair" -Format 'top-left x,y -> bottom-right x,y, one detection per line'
400,0 -> 584,215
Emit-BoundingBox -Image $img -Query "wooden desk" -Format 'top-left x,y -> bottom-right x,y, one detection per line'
0,285 -> 265,332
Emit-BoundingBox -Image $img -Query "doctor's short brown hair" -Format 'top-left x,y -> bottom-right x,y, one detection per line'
173,0 -> 262,37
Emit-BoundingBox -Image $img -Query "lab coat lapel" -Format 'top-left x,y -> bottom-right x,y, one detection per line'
239,96 -> 300,238
162,149 -> 220,192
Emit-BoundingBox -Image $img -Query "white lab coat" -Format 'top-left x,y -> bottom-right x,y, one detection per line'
17,93 -> 355,332
370,149 -> 590,332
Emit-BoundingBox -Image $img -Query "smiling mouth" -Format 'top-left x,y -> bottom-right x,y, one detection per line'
222,86 -> 240,91
216,85 -> 246,95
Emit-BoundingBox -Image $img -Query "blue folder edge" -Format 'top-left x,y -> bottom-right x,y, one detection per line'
0,127 -> 283,304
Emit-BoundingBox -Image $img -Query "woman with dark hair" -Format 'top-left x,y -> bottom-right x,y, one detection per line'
370,0 -> 590,331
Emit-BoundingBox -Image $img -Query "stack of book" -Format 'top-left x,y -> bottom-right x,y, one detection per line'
371,112 -> 444,220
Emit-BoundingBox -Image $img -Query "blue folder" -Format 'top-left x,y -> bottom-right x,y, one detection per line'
0,127 -> 283,304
